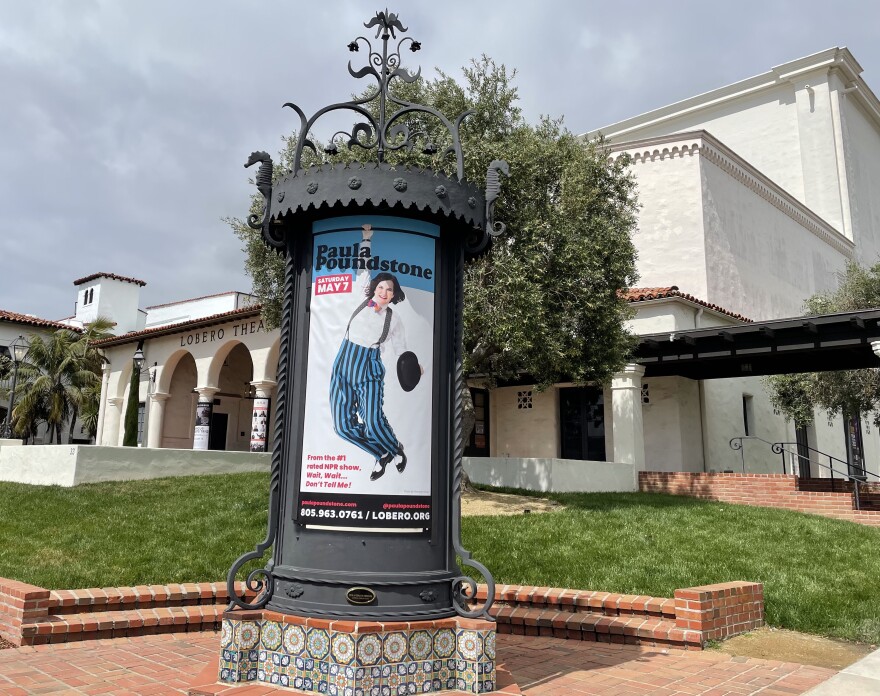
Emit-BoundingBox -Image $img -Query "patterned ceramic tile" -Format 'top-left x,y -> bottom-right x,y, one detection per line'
308,627 -> 331,660
432,628 -> 455,659
261,620 -> 283,651
383,632 -> 408,663
220,619 -> 234,648
408,630 -> 432,661
283,623 -> 307,655
331,632 -> 356,664
483,631 -> 495,660
356,632 -> 383,666
456,630 -> 482,661
218,617 -> 494,694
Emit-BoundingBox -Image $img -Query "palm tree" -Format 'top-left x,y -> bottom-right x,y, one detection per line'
12,318 -> 113,444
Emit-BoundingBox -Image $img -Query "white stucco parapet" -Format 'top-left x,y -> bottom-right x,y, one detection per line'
608,131 -> 855,260
587,47 -> 880,142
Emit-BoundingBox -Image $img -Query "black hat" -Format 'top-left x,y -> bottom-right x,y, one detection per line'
397,351 -> 421,392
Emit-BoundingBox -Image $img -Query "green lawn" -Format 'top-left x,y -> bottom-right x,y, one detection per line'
1,474 -> 878,643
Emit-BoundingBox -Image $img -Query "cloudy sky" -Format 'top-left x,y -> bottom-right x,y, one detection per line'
2,1 -> 879,321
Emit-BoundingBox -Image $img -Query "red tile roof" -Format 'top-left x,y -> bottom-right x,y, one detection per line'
94,305 -> 263,346
622,286 -> 752,323
73,273 -> 146,287
0,310 -> 83,332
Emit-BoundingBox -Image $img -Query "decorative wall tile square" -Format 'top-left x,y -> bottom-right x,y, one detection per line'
483,632 -> 495,660
308,627 -> 331,660
234,621 -> 261,650
331,631 -> 356,664
220,619 -> 234,648
261,620 -> 283,650
383,632 -> 408,663
456,630 -> 482,661
284,623 -> 307,656
432,628 -> 455,658
357,633 -> 383,666
407,630 -> 432,661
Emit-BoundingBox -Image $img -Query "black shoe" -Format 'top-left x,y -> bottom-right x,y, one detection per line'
371,452 -> 394,481
395,446 -> 407,473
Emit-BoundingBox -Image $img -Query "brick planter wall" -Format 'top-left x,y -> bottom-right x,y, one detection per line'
639,471 -> 880,526
0,579 -> 50,646
0,577 -> 763,650
674,582 -> 763,641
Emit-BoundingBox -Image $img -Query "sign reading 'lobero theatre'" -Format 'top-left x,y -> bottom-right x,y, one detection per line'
218,12 -> 509,692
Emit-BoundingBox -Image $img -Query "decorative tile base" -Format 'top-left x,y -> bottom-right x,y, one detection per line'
219,610 -> 496,694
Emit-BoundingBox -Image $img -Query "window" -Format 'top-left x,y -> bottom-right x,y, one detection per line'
517,390 -> 532,410
742,395 -> 754,436
559,387 -> 605,461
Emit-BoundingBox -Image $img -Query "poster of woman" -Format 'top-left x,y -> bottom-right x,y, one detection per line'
298,216 -> 436,530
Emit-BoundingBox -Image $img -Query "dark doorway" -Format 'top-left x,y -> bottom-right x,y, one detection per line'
463,388 -> 490,457
559,387 -> 605,461
795,425 -> 811,478
209,413 -> 229,451
845,413 -> 866,480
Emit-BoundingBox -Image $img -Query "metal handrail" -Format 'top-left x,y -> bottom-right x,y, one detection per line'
729,436 -> 785,473
772,442 -> 879,511
728,436 -> 878,510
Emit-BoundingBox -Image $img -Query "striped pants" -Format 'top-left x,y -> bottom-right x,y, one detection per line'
330,338 -> 400,460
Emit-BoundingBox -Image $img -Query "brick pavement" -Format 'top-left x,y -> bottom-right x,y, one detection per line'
0,631 -> 835,695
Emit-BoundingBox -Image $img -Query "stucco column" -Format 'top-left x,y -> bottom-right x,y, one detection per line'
611,364 -> 646,470
193,387 -> 219,450
103,397 -> 124,447
95,363 -> 112,445
146,392 -> 170,449
249,380 -> 276,452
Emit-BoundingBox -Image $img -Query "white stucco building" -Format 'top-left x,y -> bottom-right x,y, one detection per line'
480,47 -> 880,485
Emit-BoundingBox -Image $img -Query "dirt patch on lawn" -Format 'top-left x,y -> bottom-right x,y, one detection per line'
462,489 -> 563,516
712,626 -> 874,670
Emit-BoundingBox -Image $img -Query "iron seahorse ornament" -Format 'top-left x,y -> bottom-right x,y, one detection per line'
485,159 -> 510,237
245,151 -> 284,250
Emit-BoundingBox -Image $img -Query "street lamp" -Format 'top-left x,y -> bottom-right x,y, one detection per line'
2,336 -> 29,439
130,346 -> 156,446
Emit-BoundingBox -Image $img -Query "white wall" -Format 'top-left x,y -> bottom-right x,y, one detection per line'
145,292 -> 257,329
465,456 -> 637,493
621,144 -> 709,298
700,149 -> 847,320
0,444 -> 269,487
489,386 -> 558,458
841,93 -> 880,265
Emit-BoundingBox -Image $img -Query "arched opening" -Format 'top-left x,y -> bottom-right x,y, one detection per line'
212,342 -> 254,452
162,352 -> 197,449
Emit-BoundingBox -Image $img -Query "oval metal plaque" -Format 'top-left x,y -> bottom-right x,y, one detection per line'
346,587 -> 376,605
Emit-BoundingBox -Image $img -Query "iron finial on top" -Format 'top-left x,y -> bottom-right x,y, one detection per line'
283,10 -> 472,180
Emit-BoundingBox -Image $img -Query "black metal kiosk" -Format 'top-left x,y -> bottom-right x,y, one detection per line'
215,11 -> 507,694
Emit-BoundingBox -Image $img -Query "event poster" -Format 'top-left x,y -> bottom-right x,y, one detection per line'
193,401 -> 212,450
298,216 -> 437,530
250,398 -> 270,452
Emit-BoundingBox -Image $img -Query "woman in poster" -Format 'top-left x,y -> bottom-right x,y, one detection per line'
329,225 -> 419,481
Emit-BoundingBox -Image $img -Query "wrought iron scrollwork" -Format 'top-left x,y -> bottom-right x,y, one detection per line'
244,151 -> 284,251
450,248 -> 495,621
284,11 -> 472,181
485,159 -> 510,237
226,248 -> 296,611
